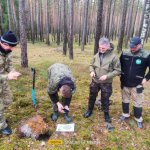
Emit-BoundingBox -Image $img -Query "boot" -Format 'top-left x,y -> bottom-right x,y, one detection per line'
106,122 -> 115,132
134,106 -> 143,129
137,122 -> 143,129
64,113 -> 72,123
51,111 -> 58,121
1,127 -> 12,135
119,102 -> 130,121
83,110 -> 92,118
104,112 -> 111,123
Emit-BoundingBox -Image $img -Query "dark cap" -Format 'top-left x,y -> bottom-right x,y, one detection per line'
130,36 -> 141,48
0,31 -> 18,47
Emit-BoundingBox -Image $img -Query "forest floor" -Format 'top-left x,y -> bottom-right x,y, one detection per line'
0,41 -> 150,150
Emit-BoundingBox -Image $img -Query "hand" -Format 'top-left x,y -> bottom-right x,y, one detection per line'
99,75 -> 107,81
90,71 -> 95,78
57,102 -> 64,113
64,105 -> 69,111
8,71 -> 21,80
141,78 -> 147,86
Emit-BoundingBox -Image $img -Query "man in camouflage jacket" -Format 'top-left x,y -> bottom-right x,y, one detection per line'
84,37 -> 121,131
0,31 -> 21,135
47,63 -> 76,123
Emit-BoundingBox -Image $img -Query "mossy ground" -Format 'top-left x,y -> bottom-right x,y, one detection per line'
0,41 -> 150,150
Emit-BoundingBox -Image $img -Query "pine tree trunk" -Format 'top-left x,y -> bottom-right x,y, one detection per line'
105,0 -> 112,38
125,0 -> 134,48
12,0 -> 18,34
37,0 -> 40,41
7,0 -> 12,30
140,0 -> 150,46
117,0 -> 128,53
131,0 -> 140,37
19,0 -> 28,68
44,0 -> 50,45
138,0 -> 148,36
57,0 -> 61,46
109,0 -> 116,40
63,0 -> 68,55
29,0 -> 35,44
69,0 -> 74,60
0,2 -> 3,34
94,0 -> 103,55
81,0 -> 89,51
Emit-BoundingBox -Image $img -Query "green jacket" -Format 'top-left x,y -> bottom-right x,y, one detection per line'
47,63 -> 75,94
0,51 -> 15,81
89,48 -> 121,83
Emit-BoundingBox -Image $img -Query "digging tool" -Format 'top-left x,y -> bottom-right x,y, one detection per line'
31,68 -> 37,108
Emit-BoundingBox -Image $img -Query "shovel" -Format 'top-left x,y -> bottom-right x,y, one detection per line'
31,68 -> 37,108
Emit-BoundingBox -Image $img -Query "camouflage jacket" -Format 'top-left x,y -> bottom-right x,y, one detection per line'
47,63 -> 76,94
0,50 -> 15,81
89,47 -> 121,83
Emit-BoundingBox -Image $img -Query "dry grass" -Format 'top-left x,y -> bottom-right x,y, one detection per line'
0,41 -> 150,150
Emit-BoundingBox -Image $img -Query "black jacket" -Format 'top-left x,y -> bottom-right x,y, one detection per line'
120,49 -> 150,87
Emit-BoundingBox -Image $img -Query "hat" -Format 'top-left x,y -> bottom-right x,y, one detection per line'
130,36 -> 141,48
0,31 -> 18,47
59,85 -> 72,98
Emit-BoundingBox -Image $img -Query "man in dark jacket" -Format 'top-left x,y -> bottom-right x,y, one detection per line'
83,37 -> 121,131
47,63 -> 76,123
120,36 -> 150,128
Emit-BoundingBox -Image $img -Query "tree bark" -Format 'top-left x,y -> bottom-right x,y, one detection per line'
63,0 -> 68,55
105,0 -> 113,38
19,0 -> 28,67
44,0 -> 50,45
81,0 -> 89,51
140,0 -> 150,46
94,0 -> 103,55
69,0 -> 74,60
29,0 -> 35,44
117,0 -> 128,53
125,0 -> 135,48
0,2 -> 3,34
7,0 -> 12,30
138,0 -> 148,36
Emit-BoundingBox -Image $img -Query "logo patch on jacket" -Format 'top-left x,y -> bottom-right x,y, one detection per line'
136,59 -> 142,64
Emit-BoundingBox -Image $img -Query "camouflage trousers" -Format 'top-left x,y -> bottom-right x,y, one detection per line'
0,79 -> 12,130
88,80 -> 112,112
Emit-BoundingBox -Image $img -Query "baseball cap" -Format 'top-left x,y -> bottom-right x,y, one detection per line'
130,36 -> 141,48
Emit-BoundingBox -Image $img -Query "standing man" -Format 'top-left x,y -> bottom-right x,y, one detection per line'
83,37 -> 121,131
47,63 -> 76,123
0,31 -> 21,135
120,36 -> 150,128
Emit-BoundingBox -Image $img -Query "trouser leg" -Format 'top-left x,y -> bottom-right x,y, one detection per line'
100,83 -> 112,112
88,81 -> 99,111
0,80 -> 11,130
100,83 -> 112,123
132,85 -> 144,122
121,86 -> 131,117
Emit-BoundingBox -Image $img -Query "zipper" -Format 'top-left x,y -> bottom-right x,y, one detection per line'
128,56 -> 134,84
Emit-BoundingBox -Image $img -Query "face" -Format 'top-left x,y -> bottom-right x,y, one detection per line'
0,42 -> 15,51
99,44 -> 110,53
130,44 -> 141,53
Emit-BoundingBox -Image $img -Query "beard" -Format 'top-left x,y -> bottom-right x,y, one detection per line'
0,44 -> 12,55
